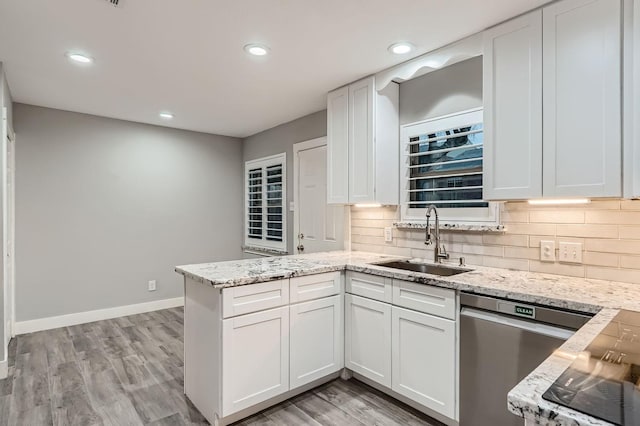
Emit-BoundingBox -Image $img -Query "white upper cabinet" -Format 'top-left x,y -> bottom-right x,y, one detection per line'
327,76 -> 399,205
543,0 -> 622,198
483,11 -> 543,200
348,77 -> 376,203
327,86 -> 349,204
484,0 -> 623,200
623,0 -> 640,199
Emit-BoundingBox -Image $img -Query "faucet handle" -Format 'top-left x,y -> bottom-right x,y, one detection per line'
440,244 -> 447,254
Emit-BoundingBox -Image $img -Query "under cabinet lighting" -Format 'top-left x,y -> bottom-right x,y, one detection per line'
388,42 -> 414,55
354,203 -> 382,208
159,112 -> 174,119
528,199 -> 591,205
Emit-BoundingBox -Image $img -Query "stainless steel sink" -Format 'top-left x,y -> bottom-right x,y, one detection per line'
373,260 -> 471,276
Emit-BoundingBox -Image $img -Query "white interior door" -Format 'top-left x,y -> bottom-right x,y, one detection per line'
294,138 -> 346,254
6,131 -> 13,341
2,107 -> 13,345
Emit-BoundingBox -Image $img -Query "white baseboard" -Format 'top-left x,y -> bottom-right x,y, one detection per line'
14,297 -> 184,335
0,358 -> 7,379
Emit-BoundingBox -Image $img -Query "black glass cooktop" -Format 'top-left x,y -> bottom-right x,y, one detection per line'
542,310 -> 640,425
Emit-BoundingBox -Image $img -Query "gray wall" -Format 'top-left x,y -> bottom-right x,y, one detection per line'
14,104 -> 244,321
399,56 -> 482,124
243,110 -> 327,254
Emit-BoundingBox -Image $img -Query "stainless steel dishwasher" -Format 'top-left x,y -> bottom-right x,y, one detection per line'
459,293 -> 591,426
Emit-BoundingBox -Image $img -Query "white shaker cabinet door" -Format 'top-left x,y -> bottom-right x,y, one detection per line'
290,295 -> 344,389
542,0 -> 622,197
327,86 -> 349,204
344,293 -> 392,387
392,306 -> 456,420
222,306 -> 289,416
348,76 -> 375,204
483,10 -> 543,200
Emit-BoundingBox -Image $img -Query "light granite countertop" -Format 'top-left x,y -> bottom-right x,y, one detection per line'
176,250 -> 640,426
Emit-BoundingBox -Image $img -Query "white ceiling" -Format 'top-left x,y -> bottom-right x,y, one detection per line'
0,0 -> 550,138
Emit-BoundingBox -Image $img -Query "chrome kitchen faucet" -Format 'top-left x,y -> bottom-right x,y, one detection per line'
425,205 -> 450,264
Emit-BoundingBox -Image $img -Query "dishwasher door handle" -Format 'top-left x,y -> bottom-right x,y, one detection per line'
460,307 -> 575,341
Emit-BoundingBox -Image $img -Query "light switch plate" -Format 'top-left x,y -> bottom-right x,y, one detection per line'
384,227 -> 393,242
540,240 -> 555,262
559,242 -> 583,263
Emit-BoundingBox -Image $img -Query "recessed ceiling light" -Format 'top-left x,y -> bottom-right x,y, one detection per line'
159,112 -> 174,119
388,42 -> 414,55
66,52 -> 94,64
244,43 -> 270,56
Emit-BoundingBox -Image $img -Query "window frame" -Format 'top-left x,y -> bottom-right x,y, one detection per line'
399,108 -> 499,224
244,153 -> 287,251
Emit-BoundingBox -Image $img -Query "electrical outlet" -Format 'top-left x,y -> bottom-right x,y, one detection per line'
540,240 -> 556,262
384,227 -> 393,242
559,242 -> 583,263
148,280 -> 157,291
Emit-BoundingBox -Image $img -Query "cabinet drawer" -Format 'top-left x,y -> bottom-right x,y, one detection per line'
222,279 -> 289,318
346,271 -> 392,303
290,272 -> 342,303
392,280 -> 456,320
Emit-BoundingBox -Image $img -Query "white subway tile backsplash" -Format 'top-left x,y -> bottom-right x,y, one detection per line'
462,244 -> 504,257
382,246 -> 412,257
529,235 -> 585,248
621,200 -> 640,210
619,226 -> 640,240
586,211 -> 640,225
530,261 -> 585,278
529,210 -> 585,224
350,202 -> 640,282
351,219 -> 394,228
620,255 -> 640,269
483,234 -> 529,247
586,266 -> 640,285
482,256 -> 529,271
585,239 -> 640,255
504,246 -> 539,260
556,224 -> 618,239
351,234 -> 389,246
505,223 -> 557,236
352,227 -> 384,237
501,210 -> 529,223
351,209 -> 385,220
583,252 -> 619,268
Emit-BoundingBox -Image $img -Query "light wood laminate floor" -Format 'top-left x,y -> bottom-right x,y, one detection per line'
0,308 -> 443,426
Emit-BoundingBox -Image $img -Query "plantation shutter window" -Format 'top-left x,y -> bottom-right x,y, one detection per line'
400,109 -> 498,224
245,153 -> 287,251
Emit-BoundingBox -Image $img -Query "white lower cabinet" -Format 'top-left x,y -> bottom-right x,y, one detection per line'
392,306 -> 456,419
344,293 -> 392,387
290,294 -> 344,389
222,306 -> 290,416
